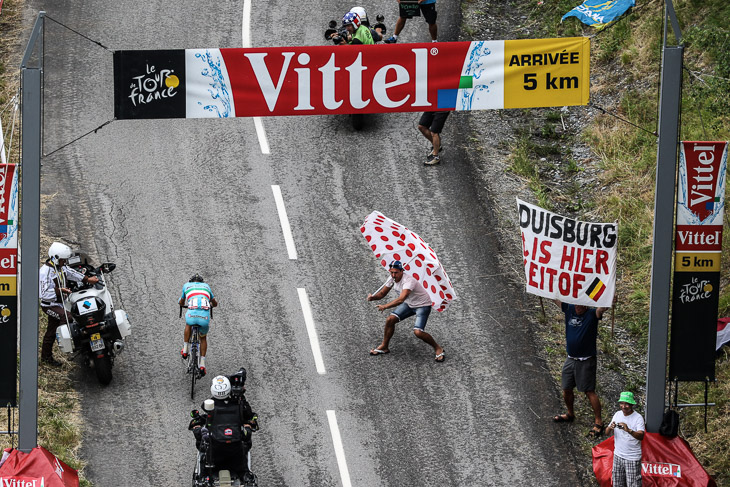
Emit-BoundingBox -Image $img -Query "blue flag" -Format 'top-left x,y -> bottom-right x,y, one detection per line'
562,0 -> 635,27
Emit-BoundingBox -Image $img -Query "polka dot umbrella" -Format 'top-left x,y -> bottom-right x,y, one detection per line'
360,210 -> 457,312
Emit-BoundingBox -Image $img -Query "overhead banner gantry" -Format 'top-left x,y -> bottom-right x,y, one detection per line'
113,38 -> 590,119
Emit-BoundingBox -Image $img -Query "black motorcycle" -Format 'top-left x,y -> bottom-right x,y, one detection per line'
324,14 -> 387,131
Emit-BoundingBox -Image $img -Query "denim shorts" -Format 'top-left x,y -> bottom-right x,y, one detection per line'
390,303 -> 432,331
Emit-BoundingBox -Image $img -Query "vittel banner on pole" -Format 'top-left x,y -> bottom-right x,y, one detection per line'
113,38 -> 590,119
669,141 -> 727,381
0,163 -> 18,407
517,198 -> 618,307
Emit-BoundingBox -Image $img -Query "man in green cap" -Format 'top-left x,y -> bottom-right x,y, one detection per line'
606,391 -> 645,487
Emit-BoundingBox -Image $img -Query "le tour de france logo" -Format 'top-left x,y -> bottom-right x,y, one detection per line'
128,63 -> 180,107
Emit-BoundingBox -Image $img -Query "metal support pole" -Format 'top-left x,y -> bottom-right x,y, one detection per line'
645,4 -> 683,432
18,11 -> 45,453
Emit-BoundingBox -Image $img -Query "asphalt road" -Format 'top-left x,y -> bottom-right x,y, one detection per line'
29,0 -> 586,485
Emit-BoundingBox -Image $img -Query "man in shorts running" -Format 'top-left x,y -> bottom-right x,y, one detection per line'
418,111 -> 450,165
384,0 -> 439,43
367,260 -> 445,362
180,273 -> 218,375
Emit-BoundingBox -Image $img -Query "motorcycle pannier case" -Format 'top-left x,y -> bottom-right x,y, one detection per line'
56,325 -> 74,353
114,310 -> 131,338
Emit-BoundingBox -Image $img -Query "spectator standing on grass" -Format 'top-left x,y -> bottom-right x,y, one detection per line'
606,392 -> 645,487
384,0 -> 438,43
418,111 -> 449,165
552,299 -> 611,438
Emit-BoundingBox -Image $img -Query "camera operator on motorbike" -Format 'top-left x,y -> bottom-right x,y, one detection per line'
332,11 -> 375,45
189,373 -> 259,485
38,242 -> 99,366
179,273 -> 218,376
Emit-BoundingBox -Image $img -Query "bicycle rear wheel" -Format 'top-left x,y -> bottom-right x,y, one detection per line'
190,329 -> 199,400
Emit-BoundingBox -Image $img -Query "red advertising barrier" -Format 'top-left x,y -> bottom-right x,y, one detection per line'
592,433 -> 716,486
0,447 -> 79,487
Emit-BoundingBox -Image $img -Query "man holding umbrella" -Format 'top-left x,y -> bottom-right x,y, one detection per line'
367,260 -> 445,362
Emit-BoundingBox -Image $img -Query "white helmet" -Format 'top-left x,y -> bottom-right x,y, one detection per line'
210,375 -> 231,399
350,6 -> 368,24
48,242 -> 73,264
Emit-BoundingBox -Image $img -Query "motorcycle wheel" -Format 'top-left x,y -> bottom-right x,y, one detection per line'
93,354 -> 113,385
351,114 -> 364,131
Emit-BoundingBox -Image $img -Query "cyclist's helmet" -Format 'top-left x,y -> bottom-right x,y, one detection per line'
342,11 -> 361,30
350,6 -> 368,25
189,273 -> 204,283
211,375 -> 231,399
48,242 -> 73,265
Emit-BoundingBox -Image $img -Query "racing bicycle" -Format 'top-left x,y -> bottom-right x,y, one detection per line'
180,306 -> 211,399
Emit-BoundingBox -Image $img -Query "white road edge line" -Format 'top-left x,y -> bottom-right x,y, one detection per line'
326,410 -> 352,487
271,185 -> 298,260
242,0 -> 270,154
297,288 -> 326,375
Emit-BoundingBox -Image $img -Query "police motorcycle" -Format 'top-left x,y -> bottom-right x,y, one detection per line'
324,7 -> 387,131
189,368 -> 259,487
55,251 -> 131,385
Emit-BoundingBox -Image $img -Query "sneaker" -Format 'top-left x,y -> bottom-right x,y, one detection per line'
199,366 -> 207,377
180,349 -> 188,360
428,145 -> 445,156
41,357 -> 63,367
384,36 -> 398,44
242,471 -> 258,487
425,154 -> 440,166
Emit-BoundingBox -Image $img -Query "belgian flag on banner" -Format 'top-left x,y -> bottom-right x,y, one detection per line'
585,277 -> 606,301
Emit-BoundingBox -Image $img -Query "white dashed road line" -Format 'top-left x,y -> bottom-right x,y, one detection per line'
327,410 -> 353,487
271,185 -> 298,260
242,0 -> 270,154
297,287 -> 326,375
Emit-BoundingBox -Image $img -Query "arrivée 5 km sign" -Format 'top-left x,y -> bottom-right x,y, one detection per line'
113,38 -> 590,119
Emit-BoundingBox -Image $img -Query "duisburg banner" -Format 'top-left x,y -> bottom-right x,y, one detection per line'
669,141 -> 727,381
518,198 -> 617,307
113,38 -> 590,119
0,163 -> 18,407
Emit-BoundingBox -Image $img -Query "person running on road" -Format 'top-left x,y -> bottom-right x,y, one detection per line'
367,260 -> 445,361
384,0 -> 439,43
418,111 -> 450,165
180,273 -> 218,375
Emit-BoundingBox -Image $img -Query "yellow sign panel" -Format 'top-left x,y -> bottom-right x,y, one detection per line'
504,37 -> 590,109
674,252 -> 721,272
0,276 -> 16,296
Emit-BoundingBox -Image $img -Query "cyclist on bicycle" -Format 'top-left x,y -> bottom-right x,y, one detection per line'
179,273 -> 218,375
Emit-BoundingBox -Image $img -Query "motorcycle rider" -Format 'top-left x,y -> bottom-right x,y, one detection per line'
179,273 -> 218,375
350,6 -> 384,42
337,11 -> 375,45
38,242 -> 99,366
189,374 -> 259,485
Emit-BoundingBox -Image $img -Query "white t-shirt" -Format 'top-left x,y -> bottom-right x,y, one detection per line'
612,410 -> 645,461
386,273 -> 432,308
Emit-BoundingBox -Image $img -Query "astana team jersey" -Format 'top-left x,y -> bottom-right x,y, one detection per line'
181,282 -> 214,321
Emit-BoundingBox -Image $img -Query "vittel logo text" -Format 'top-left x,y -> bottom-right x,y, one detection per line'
0,478 -> 45,487
244,48 -> 431,112
642,462 -> 682,477
689,144 -> 717,208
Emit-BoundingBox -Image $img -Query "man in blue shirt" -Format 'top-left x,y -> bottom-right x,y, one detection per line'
552,300 -> 611,437
384,0 -> 438,43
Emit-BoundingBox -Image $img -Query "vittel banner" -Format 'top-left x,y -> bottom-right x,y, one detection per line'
0,163 -> 17,407
670,141 -> 728,382
113,38 -> 590,119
